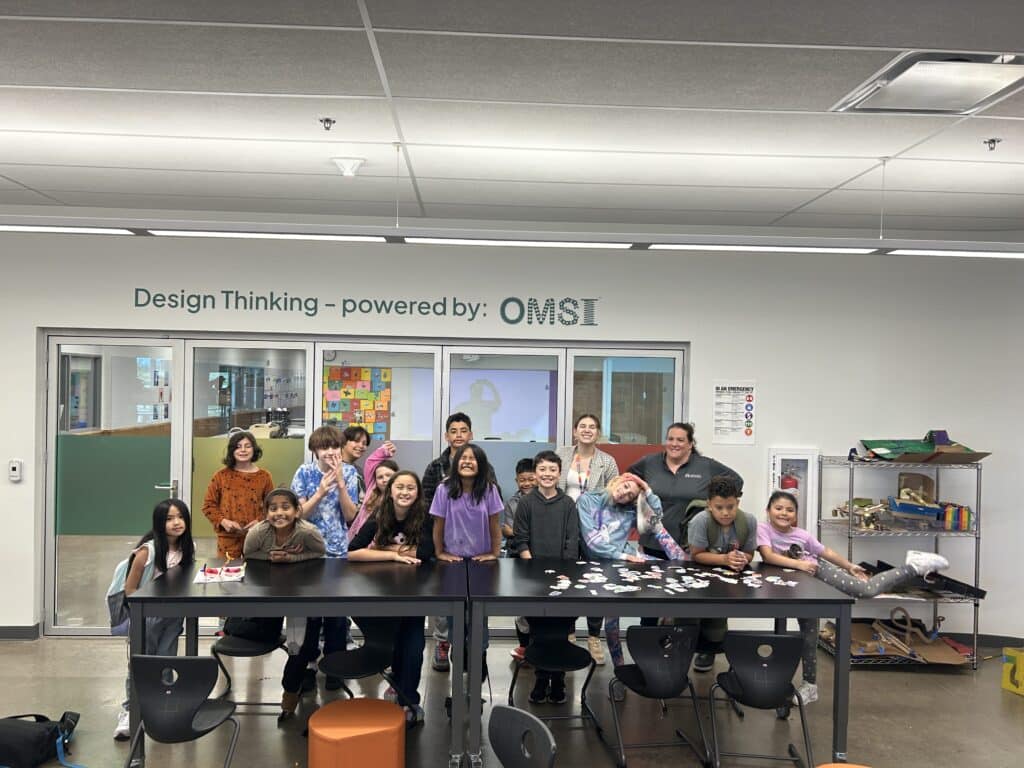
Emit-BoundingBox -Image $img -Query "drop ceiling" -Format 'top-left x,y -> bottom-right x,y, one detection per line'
1,0 -> 1024,242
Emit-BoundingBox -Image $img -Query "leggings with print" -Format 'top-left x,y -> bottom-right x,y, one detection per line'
797,560 -> 918,683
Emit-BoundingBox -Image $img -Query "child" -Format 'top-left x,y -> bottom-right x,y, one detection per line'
758,489 -> 949,705
242,488 -> 326,716
340,425 -> 371,503
502,457 -> 536,557
349,471 -> 434,726
290,425 -> 352,691
423,412 -> 476,672
202,430 -> 275,559
577,473 -> 683,667
348,439 -> 398,541
686,474 -> 758,672
431,442 -> 503,693
513,450 -> 581,705
113,499 -> 196,740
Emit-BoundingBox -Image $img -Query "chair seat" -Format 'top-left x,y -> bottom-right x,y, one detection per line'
716,669 -> 795,709
319,646 -> 392,680
613,663 -> 687,699
212,634 -> 285,657
524,641 -> 593,672
174,698 -> 236,739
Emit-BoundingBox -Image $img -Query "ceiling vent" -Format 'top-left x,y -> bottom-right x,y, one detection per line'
832,52 -> 1024,114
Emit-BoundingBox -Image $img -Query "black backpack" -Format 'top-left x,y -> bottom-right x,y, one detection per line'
0,711 -> 81,768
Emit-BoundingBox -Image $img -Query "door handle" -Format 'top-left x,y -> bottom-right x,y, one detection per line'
154,480 -> 179,498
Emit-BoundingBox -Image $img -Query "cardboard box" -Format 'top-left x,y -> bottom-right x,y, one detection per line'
1002,647 -> 1024,696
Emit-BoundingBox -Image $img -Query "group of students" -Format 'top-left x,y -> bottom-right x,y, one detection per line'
111,412 -> 953,742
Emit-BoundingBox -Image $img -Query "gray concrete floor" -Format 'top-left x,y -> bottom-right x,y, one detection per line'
2,635 -> 1021,767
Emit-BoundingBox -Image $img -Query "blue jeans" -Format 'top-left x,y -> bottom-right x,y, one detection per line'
122,616 -> 182,709
392,616 -> 427,706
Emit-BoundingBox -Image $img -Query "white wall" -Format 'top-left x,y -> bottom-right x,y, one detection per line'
1,233 -> 1020,636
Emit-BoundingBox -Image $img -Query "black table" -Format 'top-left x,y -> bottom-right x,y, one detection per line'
466,558 -> 853,766
128,558 -> 469,767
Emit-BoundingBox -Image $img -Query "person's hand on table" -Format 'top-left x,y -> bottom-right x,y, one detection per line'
392,552 -> 420,564
472,553 -> 497,562
795,560 -> 818,575
725,549 -> 749,572
624,554 -> 646,563
269,549 -> 291,562
437,551 -> 462,563
849,563 -> 869,581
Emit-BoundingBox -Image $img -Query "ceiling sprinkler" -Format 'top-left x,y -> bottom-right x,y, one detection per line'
982,137 -> 1002,151
319,117 -> 336,131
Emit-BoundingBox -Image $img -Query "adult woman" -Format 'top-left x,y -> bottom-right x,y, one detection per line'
628,422 -> 743,558
202,430 -> 275,559
556,413 -> 618,664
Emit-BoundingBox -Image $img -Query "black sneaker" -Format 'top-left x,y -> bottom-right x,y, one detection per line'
548,677 -> 567,705
530,678 -> 550,704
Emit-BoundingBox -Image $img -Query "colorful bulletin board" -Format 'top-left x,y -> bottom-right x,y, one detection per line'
322,366 -> 393,438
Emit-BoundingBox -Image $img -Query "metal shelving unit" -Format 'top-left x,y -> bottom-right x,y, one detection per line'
817,456 -> 982,669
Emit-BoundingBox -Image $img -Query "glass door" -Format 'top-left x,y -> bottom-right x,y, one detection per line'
184,341 -> 314,563
45,337 -> 184,633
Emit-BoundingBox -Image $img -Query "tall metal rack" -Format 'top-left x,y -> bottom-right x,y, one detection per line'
816,456 -> 982,668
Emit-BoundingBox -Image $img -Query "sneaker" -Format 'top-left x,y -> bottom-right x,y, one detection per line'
433,640 -> 451,672
529,678 -> 550,704
383,685 -> 397,702
587,635 -> 606,665
405,704 -> 425,729
510,646 -> 526,662
325,675 -> 344,691
905,550 -> 950,576
794,681 -> 818,705
693,652 -> 715,673
548,680 -> 567,705
113,709 -> 131,741
636,492 -> 663,535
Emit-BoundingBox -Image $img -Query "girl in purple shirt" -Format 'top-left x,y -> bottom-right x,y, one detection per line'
757,489 -> 949,706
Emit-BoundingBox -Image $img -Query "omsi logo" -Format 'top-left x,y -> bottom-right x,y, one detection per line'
499,297 -> 599,326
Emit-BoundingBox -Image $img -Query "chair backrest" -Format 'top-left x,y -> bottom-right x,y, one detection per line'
721,632 -> 803,709
131,655 -> 219,743
526,617 -> 575,644
624,624 -> 699,699
489,705 -> 557,768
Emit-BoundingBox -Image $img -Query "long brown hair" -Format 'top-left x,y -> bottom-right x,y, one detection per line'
374,471 -> 427,549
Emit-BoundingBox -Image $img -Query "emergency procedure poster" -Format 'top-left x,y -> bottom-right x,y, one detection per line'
712,380 -> 756,445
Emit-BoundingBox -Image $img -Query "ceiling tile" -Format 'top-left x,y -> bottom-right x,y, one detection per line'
377,33 -> 896,110
43,191 -> 403,217
0,90 -> 394,142
0,134 -> 405,177
420,202 -> 779,227
366,0 -> 1024,51
417,178 -> 813,212
0,165 -> 417,202
0,174 -> 27,190
0,189 -> 59,204
396,101 -> 953,157
407,145 -> 874,188
901,117 -> 1024,163
981,90 -> 1024,118
0,20 -> 381,95
0,1 -> 363,25
844,159 -> 1024,195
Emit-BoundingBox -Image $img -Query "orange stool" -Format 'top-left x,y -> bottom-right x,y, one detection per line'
308,699 -> 405,768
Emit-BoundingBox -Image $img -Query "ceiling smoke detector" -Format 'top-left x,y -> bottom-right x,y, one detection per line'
332,157 -> 365,177
832,52 -> 1024,115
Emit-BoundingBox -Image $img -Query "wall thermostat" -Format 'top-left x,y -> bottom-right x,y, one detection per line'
8,459 -> 22,482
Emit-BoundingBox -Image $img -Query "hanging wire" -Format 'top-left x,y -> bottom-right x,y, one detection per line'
394,142 -> 401,229
878,157 -> 889,240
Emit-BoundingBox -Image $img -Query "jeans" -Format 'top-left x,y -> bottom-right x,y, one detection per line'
122,616 -> 182,709
392,616 -> 427,706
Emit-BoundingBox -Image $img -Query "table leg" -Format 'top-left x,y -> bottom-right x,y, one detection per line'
467,601 -> 485,767
832,604 -> 851,763
128,603 -> 146,767
774,617 -> 787,633
451,603 -> 467,767
185,617 -> 199,656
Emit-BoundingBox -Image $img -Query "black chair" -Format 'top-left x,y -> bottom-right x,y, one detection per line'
318,616 -> 404,706
605,625 -> 709,767
707,633 -> 814,768
489,704 -> 557,768
508,618 -> 599,731
211,626 -> 288,709
125,655 -> 239,768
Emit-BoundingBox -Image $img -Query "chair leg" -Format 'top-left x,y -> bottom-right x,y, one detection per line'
707,684 -> 721,768
607,678 -> 627,768
382,671 -> 412,709
793,691 -> 815,768
211,648 -> 233,697
222,716 -> 240,768
508,661 -> 522,706
123,724 -> 144,768
579,660 -> 602,734
685,679 -> 711,766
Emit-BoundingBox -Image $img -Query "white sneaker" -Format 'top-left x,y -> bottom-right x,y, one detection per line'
905,550 -> 949,576
587,635 -> 606,665
636,493 -> 662,535
795,682 -> 818,705
113,708 -> 131,741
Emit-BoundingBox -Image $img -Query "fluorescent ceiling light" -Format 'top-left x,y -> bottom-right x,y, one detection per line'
649,244 -> 877,254
889,249 -> 1024,259
0,224 -> 134,234
406,237 -> 631,249
147,230 -> 385,242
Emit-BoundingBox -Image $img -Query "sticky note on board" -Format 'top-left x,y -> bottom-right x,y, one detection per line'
356,381 -> 370,391
375,410 -> 389,422
380,369 -> 392,382
340,388 -> 354,398
327,379 -> 342,390
360,368 -> 372,380
339,367 -> 353,379
360,399 -> 374,411
374,422 -> 387,433
327,400 -> 341,412
324,389 -> 341,402
377,389 -> 390,404
328,367 -> 343,379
